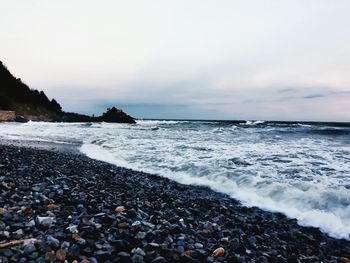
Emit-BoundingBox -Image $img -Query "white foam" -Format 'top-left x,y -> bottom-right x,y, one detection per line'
1,120 -> 349,239
245,120 -> 266,125
80,141 -> 350,240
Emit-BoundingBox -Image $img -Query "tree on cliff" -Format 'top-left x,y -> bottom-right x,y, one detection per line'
0,60 -> 135,123
0,61 -> 62,113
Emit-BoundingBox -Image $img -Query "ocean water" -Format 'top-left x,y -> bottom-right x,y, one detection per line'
0,120 -> 350,239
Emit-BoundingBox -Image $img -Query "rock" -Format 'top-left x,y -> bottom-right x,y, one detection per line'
131,220 -> 141,228
177,246 -> 185,254
47,204 -> 60,210
99,107 -> 136,124
115,206 -> 126,213
45,251 -> 56,262
194,243 -> 204,249
25,220 -> 35,227
46,235 -> 60,248
183,250 -> 197,258
0,208 -> 8,216
23,243 -> 36,254
32,183 -> 47,192
212,247 -> 225,258
142,221 -> 155,228
169,224 -> 182,234
14,116 -> 28,123
117,251 -> 132,262
132,248 -> 146,256
147,243 -> 160,251
233,254 -> 246,263
56,249 -> 66,261
118,222 -> 129,228
287,255 -> 300,263
0,221 -> 6,231
67,225 -> 79,233
1,249 -> 13,257
207,256 -> 214,262
88,258 -> 98,263
152,256 -> 166,263
61,241 -> 70,250
21,206 -> 31,215
132,254 -> 144,263
247,236 -> 257,247
14,229 -> 24,236
68,244 -> 80,257
37,216 -> 55,227
0,230 -> 10,238
136,231 -> 146,239
72,232 -> 81,240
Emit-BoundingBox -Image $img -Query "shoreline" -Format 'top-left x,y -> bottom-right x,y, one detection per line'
0,138 -> 81,154
0,142 -> 349,262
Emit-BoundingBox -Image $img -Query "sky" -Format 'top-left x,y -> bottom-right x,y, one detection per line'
1,0 -> 350,121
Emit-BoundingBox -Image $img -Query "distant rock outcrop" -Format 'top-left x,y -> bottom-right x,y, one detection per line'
0,61 -> 135,123
61,108 -> 136,123
98,107 -> 135,123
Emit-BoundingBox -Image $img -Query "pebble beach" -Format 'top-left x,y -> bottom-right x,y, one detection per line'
0,143 -> 350,263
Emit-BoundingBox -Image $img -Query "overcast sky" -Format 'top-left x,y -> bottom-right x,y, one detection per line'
1,0 -> 350,121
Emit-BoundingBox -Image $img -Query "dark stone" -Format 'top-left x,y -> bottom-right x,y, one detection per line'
152,256 -> 167,263
23,244 -> 36,255
169,224 -> 182,234
0,249 -> 13,257
45,235 -> 60,248
14,116 -> 28,123
68,244 -> 80,258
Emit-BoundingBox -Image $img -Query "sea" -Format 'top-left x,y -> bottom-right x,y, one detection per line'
0,120 -> 349,239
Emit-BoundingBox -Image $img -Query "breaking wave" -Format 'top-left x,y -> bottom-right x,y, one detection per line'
0,120 -> 349,239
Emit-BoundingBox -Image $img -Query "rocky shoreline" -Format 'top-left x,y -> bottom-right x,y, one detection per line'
0,144 -> 349,263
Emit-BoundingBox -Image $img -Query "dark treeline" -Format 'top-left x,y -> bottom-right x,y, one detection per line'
0,61 -> 135,123
0,61 -> 62,113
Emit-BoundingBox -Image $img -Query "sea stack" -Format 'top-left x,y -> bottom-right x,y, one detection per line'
99,107 -> 136,124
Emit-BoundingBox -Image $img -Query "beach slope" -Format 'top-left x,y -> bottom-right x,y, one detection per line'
0,144 -> 349,262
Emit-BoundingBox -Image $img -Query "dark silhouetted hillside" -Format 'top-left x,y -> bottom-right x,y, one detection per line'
0,61 -> 62,119
0,61 -> 135,123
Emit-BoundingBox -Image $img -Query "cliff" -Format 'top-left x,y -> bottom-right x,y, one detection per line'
0,61 -> 135,123
0,61 -> 61,121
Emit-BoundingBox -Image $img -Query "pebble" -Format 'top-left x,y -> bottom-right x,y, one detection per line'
212,247 -> 225,258
194,242 -> 204,249
37,216 -> 55,227
132,220 -> 142,228
45,251 -> 56,261
46,235 -> 60,247
55,249 -> 66,261
136,231 -> 146,239
23,244 -> 36,254
115,206 -> 126,213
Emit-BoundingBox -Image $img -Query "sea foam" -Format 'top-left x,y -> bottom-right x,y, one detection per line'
1,120 -> 350,239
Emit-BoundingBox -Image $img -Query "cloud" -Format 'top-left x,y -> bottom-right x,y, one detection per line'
277,87 -> 298,93
303,94 -> 326,99
1,0 -> 350,121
